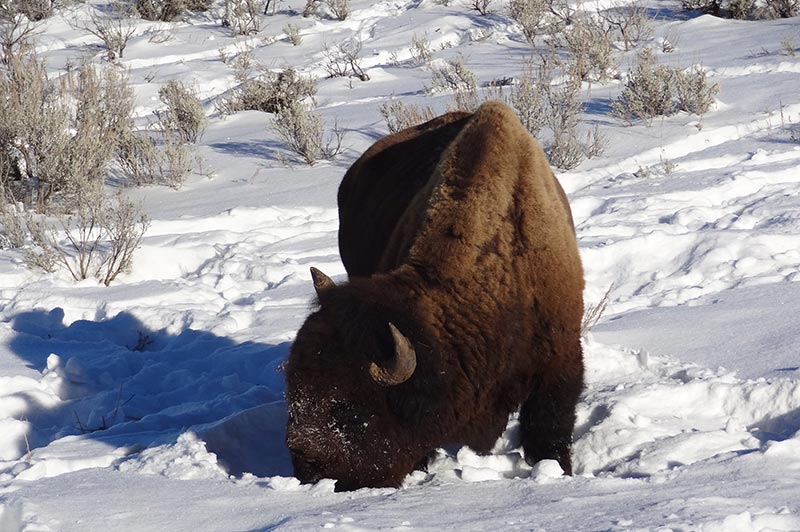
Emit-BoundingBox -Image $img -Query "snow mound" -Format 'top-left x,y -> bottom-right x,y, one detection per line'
117,432 -> 229,481
574,340 -> 800,478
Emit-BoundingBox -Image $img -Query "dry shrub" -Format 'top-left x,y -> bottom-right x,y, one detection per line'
217,67 -> 317,115
612,50 -> 676,124
612,49 -> 719,125
0,52 -> 134,212
728,0 -> 756,18
326,0 -> 350,20
2,0 -> 54,21
23,188 -> 150,285
323,39 -> 369,81
117,132 -> 159,184
510,61 -> 547,137
378,100 -> 436,133
428,55 -> 477,94
0,200 -> 27,250
681,0 -> 721,14
152,131 -> 193,187
83,3 -> 137,61
185,0 -> 213,11
223,0 -> 260,35
0,3 -> 40,63
661,30 -> 680,53
581,285 -> 612,336
231,48 -> 255,81
508,0 -> 556,44
271,100 -> 344,165
471,0 -> 493,16
136,0 -> 186,21
302,0 -> 321,17
675,65 -> 719,115
154,80 -> 208,144
117,129 -> 193,188
511,58 -> 607,170
681,0 -> 794,17
283,23 -> 301,45
22,212 -> 60,271
0,51 -> 150,284
763,0 -> 799,17
544,81 -> 601,170
597,1 -> 653,51
95,192 -> 150,286
450,86 -> 482,112
242,68 -> 316,113
410,32 -> 433,66
116,79 -> 201,188
555,15 -> 616,83
214,89 -> 245,115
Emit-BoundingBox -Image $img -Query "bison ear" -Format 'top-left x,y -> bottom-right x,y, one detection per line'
310,267 -> 336,298
369,323 -> 417,386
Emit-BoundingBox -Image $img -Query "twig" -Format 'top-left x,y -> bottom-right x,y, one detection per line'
581,284 -> 613,336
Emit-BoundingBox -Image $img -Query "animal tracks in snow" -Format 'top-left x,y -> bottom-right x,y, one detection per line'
574,123 -> 800,314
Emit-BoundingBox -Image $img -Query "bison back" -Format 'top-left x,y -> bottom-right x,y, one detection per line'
337,111 -> 471,278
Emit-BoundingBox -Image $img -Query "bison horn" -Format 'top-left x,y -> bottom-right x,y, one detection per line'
310,267 -> 336,297
369,323 -> 417,386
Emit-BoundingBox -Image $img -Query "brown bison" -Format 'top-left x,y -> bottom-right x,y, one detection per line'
284,101 -> 584,491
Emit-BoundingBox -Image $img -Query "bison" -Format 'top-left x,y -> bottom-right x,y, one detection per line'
284,101 -> 584,491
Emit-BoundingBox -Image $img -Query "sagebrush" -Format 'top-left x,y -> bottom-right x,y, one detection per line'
217,67 -> 317,115
428,55 -> 477,94
22,189 -> 150,285
223,0 -> 260,35
612,49 -> 719,124
1,0 -> 54,21
0,52 -> 134,212
155,80 -> 208,144
378,100 -> 436,133
271,101 -> 344,165
326,0 -> 350,20
323,39 -> 369,81
136,0 -> 186,21
117,129 -> 194,189
511,59 -> 607,170
83,3 -> 137,61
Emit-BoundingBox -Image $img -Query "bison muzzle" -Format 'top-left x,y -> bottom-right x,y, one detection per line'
284,101 -> 584,491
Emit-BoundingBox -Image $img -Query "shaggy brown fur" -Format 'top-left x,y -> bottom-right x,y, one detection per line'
284,101 -> 584,491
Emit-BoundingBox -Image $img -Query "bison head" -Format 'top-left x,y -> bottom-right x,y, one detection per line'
284,268 -> 434,491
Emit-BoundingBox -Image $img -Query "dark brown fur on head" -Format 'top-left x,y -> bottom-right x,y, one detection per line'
284,101 -> 585,491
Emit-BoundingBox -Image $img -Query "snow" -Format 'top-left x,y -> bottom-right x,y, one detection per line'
2,0 -> 800,530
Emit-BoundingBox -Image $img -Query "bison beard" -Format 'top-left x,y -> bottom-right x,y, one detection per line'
284,101 -> 585,491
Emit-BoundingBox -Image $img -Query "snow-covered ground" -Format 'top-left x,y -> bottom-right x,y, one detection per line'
2,1 -> 800,530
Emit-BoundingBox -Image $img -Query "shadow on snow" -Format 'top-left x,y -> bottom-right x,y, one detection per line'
5,308 -> 294,478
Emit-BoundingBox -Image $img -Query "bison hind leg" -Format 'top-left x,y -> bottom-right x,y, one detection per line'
519,366 -> 583,475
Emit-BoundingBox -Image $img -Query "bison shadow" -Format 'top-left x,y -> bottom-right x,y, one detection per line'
4,308 -> 293,478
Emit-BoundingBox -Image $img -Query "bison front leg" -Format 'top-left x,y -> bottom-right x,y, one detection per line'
519,362 -> 583,475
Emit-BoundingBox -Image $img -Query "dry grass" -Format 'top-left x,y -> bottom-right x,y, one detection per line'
581,285 -> 613,336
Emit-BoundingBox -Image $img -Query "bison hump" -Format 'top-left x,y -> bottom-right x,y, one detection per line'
407,101 -> 578,285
